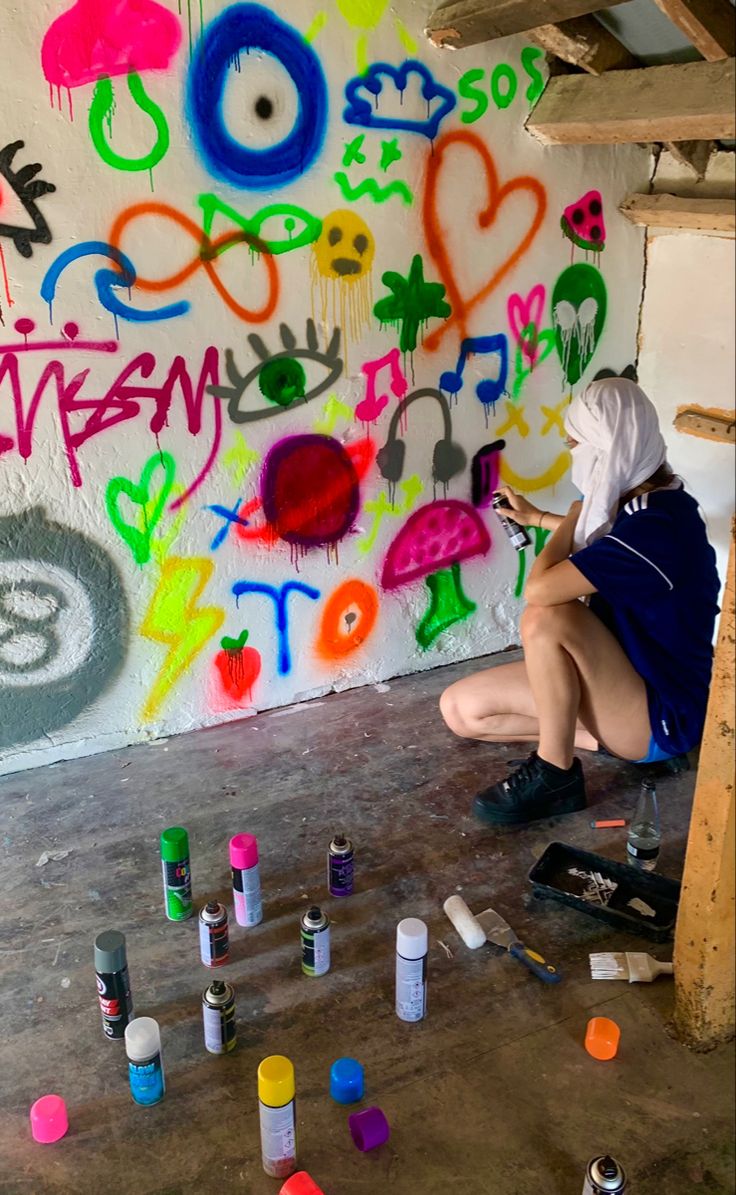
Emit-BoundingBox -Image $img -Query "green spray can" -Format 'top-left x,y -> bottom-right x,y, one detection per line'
160,827 -> 192,921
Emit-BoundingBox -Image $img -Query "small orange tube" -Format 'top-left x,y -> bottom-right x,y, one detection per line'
585,1016 -> 621,1061
590,819 -> 627,829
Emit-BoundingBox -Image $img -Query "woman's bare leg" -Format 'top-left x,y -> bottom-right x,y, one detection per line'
439,659 -> 599,751
520,600 -> 651,767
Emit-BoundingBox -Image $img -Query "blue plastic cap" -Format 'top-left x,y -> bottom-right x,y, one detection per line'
330,1057 -> 364,1104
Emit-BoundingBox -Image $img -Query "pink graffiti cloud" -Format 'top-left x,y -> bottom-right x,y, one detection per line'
507,284 -> 545,365
42,0 -> 182,90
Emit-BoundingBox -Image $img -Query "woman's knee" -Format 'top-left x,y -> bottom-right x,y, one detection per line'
439,683 -> 476,738
520,600 -> 581,643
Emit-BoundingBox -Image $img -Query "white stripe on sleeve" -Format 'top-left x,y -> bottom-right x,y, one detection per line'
604,535 -> 674,591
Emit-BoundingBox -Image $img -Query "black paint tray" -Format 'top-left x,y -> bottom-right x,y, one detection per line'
528,842 -> 680,941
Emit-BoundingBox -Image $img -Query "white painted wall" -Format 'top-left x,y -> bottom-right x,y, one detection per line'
0,0 -> 649,775
638,230 -> 735,590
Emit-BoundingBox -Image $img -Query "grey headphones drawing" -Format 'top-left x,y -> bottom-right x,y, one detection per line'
376,388 -> 467,487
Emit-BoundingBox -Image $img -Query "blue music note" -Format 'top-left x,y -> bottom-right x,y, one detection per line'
439,334 -> 509,411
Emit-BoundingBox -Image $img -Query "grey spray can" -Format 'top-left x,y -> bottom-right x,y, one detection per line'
583,1155 -> 627,1194
300,906 -> 330,977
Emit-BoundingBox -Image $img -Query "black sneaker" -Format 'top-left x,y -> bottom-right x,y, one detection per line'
473,751 -> 587,826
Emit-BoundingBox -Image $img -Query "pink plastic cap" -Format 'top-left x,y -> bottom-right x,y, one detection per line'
279,1173 -> 325,1195
30,1094 -> 68,1144
349,1106 -> 390,1152
229,833 -> 258,870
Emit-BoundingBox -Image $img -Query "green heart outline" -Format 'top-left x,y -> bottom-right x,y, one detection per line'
512,325 -> 556,399
106,451 -> 177,565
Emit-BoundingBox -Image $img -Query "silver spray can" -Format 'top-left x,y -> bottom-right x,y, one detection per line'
198,900 -> 230,967
583,1156 -> 627,1194
300,906 -> 331,977
202,978 -> 236,1054
492,493 -> 531,551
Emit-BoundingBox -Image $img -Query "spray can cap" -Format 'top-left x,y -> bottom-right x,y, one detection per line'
29,1094 -> 68,1144
229,833 -> 258,870
396,917 -> 428,960
94,929 -> 127,974
589,1156 -> 626,1191
160,826 -> 189,861
279,1173 -> 325,1195
125,1017 -> 161,1063
258,1055 -> 295,1108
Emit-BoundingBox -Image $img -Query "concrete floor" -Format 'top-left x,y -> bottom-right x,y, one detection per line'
1,651 -> 734,1195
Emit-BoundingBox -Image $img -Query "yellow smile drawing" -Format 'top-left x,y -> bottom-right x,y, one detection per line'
500,451 -> 570,492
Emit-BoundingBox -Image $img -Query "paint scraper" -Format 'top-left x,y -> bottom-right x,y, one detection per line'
443,895 -> 561,984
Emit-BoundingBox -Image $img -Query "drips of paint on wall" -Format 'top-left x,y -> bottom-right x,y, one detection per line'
0,0 -> 646,772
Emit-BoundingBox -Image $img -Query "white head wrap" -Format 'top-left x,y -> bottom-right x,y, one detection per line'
564,378 -> 667,551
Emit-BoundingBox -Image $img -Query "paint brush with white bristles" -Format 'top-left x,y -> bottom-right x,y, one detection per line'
589,952 -> 674,983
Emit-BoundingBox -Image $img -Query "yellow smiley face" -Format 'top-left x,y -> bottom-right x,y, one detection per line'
313,209 -> 375,283
497,395 -> 571,492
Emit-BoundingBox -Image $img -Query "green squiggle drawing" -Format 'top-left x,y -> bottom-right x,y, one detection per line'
334,171 -> 413,206
89,73 -> 169,174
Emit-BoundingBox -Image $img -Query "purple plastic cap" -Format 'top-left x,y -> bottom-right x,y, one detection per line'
30,1094 -> 68,1144
348,1106 -> 390,1152
229,833 -> 258,870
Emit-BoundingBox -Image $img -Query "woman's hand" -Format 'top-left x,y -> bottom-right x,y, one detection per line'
494,486 -> 542,526
567,499 -> 583,522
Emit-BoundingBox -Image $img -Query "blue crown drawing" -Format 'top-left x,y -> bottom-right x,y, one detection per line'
343,60 -> 456,141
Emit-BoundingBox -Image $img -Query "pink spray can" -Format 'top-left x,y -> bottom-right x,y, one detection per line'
229,834 -> 263,928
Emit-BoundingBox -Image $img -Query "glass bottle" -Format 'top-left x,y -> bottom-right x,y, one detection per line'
626,780 -> 661,872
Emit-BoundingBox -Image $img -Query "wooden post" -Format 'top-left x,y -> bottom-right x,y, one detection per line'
673,523 -> 735,1049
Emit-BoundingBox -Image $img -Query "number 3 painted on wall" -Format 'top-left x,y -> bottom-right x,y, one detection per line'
186,3 -> 329,190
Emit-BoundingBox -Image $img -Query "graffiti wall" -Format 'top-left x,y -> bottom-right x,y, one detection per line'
0,0 -> 648,773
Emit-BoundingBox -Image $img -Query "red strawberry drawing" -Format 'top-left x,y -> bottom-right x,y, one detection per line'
213,630 -> 261,706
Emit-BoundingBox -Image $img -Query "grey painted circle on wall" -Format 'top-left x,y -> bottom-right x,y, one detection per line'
0,507 -> 129,751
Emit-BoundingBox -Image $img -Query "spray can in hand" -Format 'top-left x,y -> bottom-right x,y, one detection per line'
258,1055 -> 297,1179
396,918 -> 428,1023
492,493 -> 531,551
94,929 -> 133,1039
583,1155 -> 627,1194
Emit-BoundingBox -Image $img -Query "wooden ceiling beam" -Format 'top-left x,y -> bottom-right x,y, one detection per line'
425,0 -> 628,50
527,15 -> 639,74
619,192 -> 736,233
651,0 -> 736,62
526,58 -> 736,144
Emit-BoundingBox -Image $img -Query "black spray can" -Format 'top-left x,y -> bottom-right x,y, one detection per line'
94,929 -> 134,1039
202,979 -> 237,1055
300,906 -> 331,977
199,901 -> 230,968
583,1156 -> 627,1194
328,834 -> 354,897
492,493 -> 531,551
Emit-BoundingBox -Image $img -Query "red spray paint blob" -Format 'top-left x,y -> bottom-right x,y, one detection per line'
260,434 -> 361,549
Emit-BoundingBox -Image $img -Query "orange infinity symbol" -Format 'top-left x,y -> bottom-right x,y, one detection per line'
108,201 -> 279,324
422,131 -> 547,352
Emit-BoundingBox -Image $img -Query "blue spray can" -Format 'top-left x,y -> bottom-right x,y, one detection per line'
125,1017 -> 165,1106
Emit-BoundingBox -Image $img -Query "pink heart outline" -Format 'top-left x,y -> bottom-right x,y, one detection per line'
507,285 -> 546,364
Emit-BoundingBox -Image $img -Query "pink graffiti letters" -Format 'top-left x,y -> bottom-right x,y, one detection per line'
0,327 -> 220,493
507,285 -> 545,365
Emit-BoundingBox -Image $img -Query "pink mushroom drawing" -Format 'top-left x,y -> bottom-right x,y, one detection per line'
381,499 -> 491,648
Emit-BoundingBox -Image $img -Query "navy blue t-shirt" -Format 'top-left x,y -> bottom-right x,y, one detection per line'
570,485 -> 720,754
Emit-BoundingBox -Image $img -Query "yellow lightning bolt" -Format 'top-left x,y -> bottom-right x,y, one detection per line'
140,557 -> 224,722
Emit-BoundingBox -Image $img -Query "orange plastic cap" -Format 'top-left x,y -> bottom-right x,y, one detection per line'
585,1016 -> 621,1061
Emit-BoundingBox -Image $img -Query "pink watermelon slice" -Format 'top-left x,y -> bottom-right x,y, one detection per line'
561,190 -> 606,253
382,500 -> 490,590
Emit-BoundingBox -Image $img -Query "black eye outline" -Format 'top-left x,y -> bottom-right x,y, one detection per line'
208,319 -> 343,424
0,140 -> 56,259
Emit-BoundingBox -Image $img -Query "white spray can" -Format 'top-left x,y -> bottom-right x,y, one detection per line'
258,1055 -> 297,1179
395,918 -> 428,1023
583,1155 -> 627,1194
